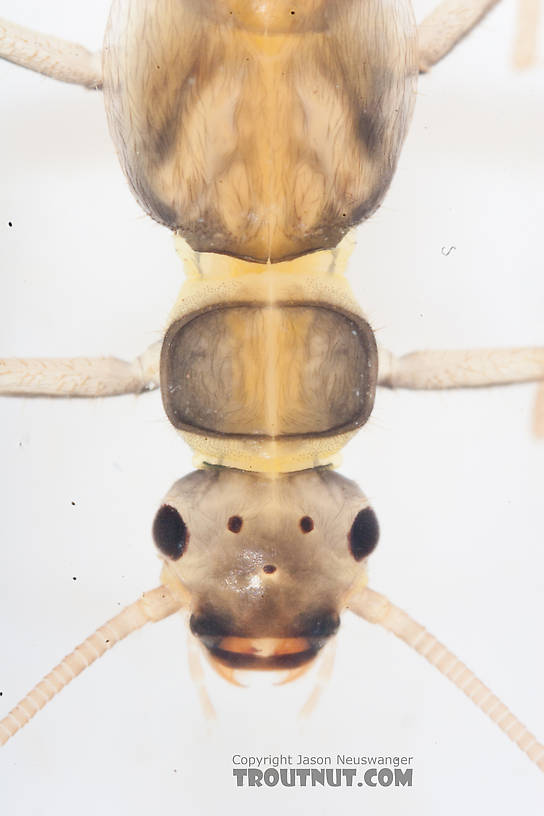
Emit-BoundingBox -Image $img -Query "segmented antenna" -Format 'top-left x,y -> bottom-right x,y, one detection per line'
350,587 -> 544,772
0,586 -> 183,746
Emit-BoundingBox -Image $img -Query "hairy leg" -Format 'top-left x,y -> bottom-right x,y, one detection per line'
378,346 -> 544,437
0,16 -> 101,88
378,347 -> 544,390
0,342 -> 160,398
418,0 -> 500,71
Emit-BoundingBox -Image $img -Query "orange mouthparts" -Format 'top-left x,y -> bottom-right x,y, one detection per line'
206,636 -> 320,670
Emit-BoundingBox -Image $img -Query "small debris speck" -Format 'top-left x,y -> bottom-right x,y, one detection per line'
71,501 -> 76,506
72,576 -> 77,581
8,221 -> 13,227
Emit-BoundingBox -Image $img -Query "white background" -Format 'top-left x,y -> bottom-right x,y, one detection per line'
0,0 -> 543,813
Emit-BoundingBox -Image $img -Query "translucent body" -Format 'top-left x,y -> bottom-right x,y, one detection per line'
102,0 -> 417,664
104,0 -> 417,261
162,236 -> 377,471
157,468 -> 375,668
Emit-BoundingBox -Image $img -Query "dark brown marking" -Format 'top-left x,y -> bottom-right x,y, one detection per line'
148,57 -> 201,164
207,646 -> 318,671
348,506 -> 379,561
300,516 -> 314,533
228,515 -> 243,533
357,109 -> 381,156
190,606 -> 339,641
153,504 -> 188,560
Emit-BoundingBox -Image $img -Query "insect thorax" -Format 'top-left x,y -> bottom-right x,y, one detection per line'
104,0 -> 417,262
160,235 -> 377,472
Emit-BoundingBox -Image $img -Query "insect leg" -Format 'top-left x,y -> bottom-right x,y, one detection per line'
513,0 -> 541,68
418,0 -> 500,72
534,383 -> 544,436
186,627 -> 216,720
0,342 -> 160,397
378,346 -> 544,390
299,640 -> 338,719
0,16 -> 101,88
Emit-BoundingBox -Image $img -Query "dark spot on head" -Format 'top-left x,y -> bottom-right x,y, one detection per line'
300,516 -> 314,533
153,504 -> 187,560
190,609 -> 232,639
349,507 -> 379,561
71,501 -> 76,506
294,609 -> 340,640
228,515 -> 243,533
72,577 -> 77,581
290,9 -> 295,13
8,221 -> 13,227
263,564 -> 276,574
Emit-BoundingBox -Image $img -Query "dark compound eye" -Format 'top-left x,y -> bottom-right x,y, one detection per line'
228,515 -> 243,533
348,507 -> 379,561
153,504 -> 187,560
300,516 -> 314,533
